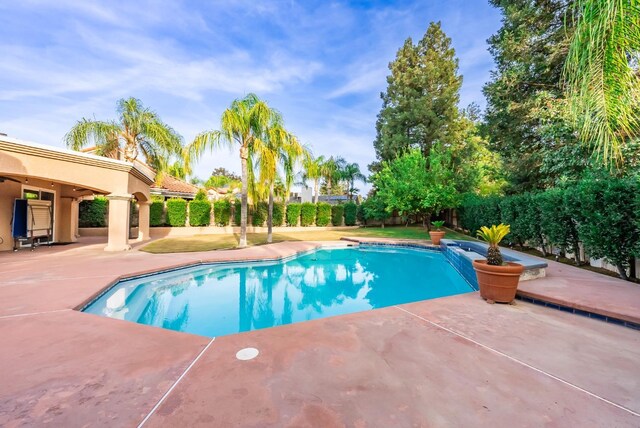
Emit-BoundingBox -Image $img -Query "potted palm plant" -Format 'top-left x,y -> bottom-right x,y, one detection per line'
472,224 -> 524,303
429,220 -> 446,245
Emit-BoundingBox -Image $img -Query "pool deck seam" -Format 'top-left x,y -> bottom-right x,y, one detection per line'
393,305 -> 640,419
0,308 -> 72,320
137,337 -> 216,427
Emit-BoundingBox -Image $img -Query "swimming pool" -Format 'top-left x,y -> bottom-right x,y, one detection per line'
83,246 -> 473,337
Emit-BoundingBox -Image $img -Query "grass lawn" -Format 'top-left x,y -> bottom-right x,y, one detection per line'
140,226 -> 473,254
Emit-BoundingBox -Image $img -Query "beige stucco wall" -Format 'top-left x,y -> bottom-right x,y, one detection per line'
0,137 -> 154,251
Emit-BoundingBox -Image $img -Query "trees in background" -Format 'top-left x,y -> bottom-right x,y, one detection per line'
371,149 -> 457,226
185,94 -> 278,247
483,0 -> 578,192
301,154 -> 325,203
65,97 -> 183,175
341,162 -> 366,201
373,21 -> 462,168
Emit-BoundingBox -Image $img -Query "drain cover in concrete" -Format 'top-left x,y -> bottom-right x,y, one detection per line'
236,347 -> 259,360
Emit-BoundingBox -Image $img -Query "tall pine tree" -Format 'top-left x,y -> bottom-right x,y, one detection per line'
372,22 -> 462,170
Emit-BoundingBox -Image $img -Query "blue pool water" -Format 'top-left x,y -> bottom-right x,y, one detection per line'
83,247 -> 473,337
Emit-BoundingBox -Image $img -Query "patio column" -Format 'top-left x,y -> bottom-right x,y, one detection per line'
105,194 -> 132,252
58,197 -> 78,243
137,200 -> 151,241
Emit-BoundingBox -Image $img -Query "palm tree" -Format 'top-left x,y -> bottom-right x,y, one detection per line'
322,156 -> 347,196
65,97 -> 183,173
254,123 -> 306,243
302,154 -> 326,204
563,0 -> 640,165
341,162 -> 366,201
185,94 -> 276,248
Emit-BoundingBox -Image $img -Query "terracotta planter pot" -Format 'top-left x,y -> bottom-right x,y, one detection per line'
472,260 -> 524,303
429,230 -> 445,245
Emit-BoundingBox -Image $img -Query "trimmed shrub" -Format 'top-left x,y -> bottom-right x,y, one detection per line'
252,202 -> 268,226
213,199 -> 231,226
362,193 -> 390,226
194,189 -> 207,200
300,202 -> 316,226
166,198 -> 187,227
286,203 -> 301,226
344,202 -> 357,226
150,197 -> 165,227
316,202 -> 331,226
272,202 -> 285,227
576,177 -> 639,279
356,204 -> 365,224
234,200 -> 241,225
79,196 -> 108,227
331,205 -> 344,226
459,194 -> 501,235
538,188 -> 580,261
188,199 -> 211,226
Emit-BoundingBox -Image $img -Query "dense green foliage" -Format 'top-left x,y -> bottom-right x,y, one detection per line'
272,202 -> 285,227
300,202 -> 316,227
316,203 -> 332,227
331,205 -> 345,226
343,202 -> 357,226
166,198 -> 187,227
537,188 -> 580,261
150,197 -> 165,227
574,178 -> 639,279
78,196 -> 108,227
484,0 -> 580,192
372,149 -> 457,222
233,200 -> 241,225
252,202 -> 268,226
188,199 -> 211,227
373,22 -> 462,166
361,193 -> 391,226
356,204 -> 366,224
213,199 -> 231,226
459,177 -> 640,280
286,203 -> 301,226
205,167 -> 241,190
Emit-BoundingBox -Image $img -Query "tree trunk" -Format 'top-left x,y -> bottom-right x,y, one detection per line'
572,241 -> 581,265
267,182 -> 274,244
616,263 -> 629,281
314,179 -> 319,204
239,148 -> 248,248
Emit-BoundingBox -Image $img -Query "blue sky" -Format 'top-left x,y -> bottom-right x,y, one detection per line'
0,0 -> 502,187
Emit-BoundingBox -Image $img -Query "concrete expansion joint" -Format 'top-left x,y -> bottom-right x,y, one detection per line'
393,305 -> 640,419
0,308 -> 72,320
137,337 -> 216,427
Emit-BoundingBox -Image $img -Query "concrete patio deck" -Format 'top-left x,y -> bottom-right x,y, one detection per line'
1,237 -> 639,426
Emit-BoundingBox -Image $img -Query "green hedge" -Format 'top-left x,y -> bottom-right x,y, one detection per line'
234,200 -> 241,225
79,196 -> 108,227
286,203 -> 301,226
252,202 -> 268,226
150,197 -> 165,227
214,199 -> 231,226
331,205 -> 344,226
300,202 -> 316,226
166,198 -> 187,227
344,202 -> 357,226
356,204 -> 365,224
272,202 -> 285,227
316,203 -> 331,226
458,177 -> 640,280
188,199 -> 211,226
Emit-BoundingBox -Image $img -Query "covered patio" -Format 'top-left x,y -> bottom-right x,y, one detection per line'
0,135 -> 154,252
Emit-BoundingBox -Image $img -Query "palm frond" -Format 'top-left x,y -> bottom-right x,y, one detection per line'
563,0 -> 640,165
64,118 -> 121,153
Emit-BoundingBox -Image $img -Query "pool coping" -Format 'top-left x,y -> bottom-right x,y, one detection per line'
76,241 -> 468,313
